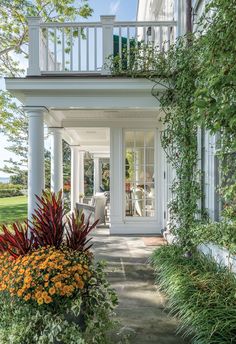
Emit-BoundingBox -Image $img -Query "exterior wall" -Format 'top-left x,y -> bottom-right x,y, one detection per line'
137,0 -> 175,21
198,243 -> 236,275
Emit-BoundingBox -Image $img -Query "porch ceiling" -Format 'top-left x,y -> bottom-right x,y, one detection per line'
63,127 -> 110,154
47,108 -> 161,129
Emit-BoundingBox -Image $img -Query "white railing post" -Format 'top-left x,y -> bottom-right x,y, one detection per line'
100,15 -> 115,75
27,17 -> 42,76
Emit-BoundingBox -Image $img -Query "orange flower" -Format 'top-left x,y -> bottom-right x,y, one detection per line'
17,289 -> 24,297
44,274 -> 49,281
42,291 -> 49,299
0,246 -> 91,304
44,295 -> 52,304
49,287 -> 56,295
24,293 -> 31,301
55,281 -> 62,289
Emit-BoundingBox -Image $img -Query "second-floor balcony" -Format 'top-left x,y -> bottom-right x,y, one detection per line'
27,15 -> 177,76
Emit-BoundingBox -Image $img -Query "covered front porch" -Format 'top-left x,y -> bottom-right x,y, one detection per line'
6,76 -> 168,234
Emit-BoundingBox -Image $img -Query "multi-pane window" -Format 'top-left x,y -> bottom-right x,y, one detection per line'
124,130 -> 155,217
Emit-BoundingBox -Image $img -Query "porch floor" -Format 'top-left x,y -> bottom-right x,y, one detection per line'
91,228 -> 190,344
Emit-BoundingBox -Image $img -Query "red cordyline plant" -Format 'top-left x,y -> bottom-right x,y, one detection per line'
0,222 -> 34,259
66,210 -> 99,251
29,190 -> 65,249
0,190 -> 99,259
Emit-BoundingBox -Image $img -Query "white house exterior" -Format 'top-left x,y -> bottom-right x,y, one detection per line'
5,0 -> 218,235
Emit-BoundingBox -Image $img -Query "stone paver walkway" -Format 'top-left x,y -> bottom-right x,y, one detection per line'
92,228 -> 189,344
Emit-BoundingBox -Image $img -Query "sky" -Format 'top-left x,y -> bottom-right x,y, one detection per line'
0,0 -> 138,178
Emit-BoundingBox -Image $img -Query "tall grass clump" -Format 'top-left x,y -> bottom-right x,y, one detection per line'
150,245 -> 236,344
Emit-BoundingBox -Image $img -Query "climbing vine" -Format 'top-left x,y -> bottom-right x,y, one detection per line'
108,0 -> 236,250
155,36 -> 201,250
194,0 -> 236,222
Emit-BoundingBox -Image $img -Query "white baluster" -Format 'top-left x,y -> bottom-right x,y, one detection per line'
94,27 -> 97,71
78,27 -> 81,71
62,28 -> 65,71
70,27 -> 73,71
54,28 -> 57,71
86,27 -> 89,71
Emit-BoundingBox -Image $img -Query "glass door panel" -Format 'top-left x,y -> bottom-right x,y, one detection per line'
124,129 -> 156,218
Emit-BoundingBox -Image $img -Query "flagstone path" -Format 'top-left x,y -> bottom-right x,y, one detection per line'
92,228 -> 190,344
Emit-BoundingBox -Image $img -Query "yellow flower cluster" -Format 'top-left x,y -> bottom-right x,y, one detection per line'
0,247 -> 92,305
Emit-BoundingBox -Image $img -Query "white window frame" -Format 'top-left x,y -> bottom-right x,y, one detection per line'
122,128 -> 158,222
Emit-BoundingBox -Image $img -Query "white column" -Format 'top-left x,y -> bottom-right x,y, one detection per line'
50,128 -> 63,193
25,107 -> 47,219
71,146 -> 80,212
176,0 -> 186,37
100,15 -> 115,75
93,157 -> 100,194
78,151 -> 85,197
110,128 -> 123,233
27,17 -> 42,76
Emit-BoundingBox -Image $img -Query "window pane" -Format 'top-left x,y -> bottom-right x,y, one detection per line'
145,131 -> 154,147
135,131 -> 145,147
145,148 -> 154,165
125,129 -> 156,218
125,131 -> 134,147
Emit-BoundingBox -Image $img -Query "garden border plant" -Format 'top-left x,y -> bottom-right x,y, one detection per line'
150,245 -> 236,344
0,190 -> 118,343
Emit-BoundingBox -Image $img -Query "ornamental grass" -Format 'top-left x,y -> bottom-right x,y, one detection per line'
151,245 -> 236,344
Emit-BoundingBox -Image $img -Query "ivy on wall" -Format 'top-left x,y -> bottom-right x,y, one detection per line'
194,0 -> 236,222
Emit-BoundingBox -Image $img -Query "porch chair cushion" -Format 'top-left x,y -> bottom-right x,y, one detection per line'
76,192 -> 107,225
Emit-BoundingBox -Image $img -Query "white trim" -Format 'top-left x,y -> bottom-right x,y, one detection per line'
123,128 -> 158,222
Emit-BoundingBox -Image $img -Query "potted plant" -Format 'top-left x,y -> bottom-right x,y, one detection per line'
0,190 -> 118,343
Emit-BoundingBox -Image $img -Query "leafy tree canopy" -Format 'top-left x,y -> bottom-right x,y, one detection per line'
0,0 -> 92,76
0,0 -> 92,183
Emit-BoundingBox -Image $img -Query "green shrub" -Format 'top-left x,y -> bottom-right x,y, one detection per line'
0,188 -> 23,198
151,245 -> 236,344
192,222 -> 236,255
0,183 -> 24,198
0,183 -> 22,190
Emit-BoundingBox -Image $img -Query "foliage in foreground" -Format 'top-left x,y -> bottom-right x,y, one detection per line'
192,221 -> 236,256
150,245 -> 236,344
0,190 -> 118,343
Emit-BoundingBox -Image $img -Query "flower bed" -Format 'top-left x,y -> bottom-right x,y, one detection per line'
0,191 -> 118,343
151,245 -> 236,344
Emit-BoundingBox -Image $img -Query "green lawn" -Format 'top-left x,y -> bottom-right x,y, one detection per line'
0,196 -> 27,224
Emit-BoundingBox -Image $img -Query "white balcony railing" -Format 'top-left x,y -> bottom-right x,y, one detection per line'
27,16 -> 177,76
